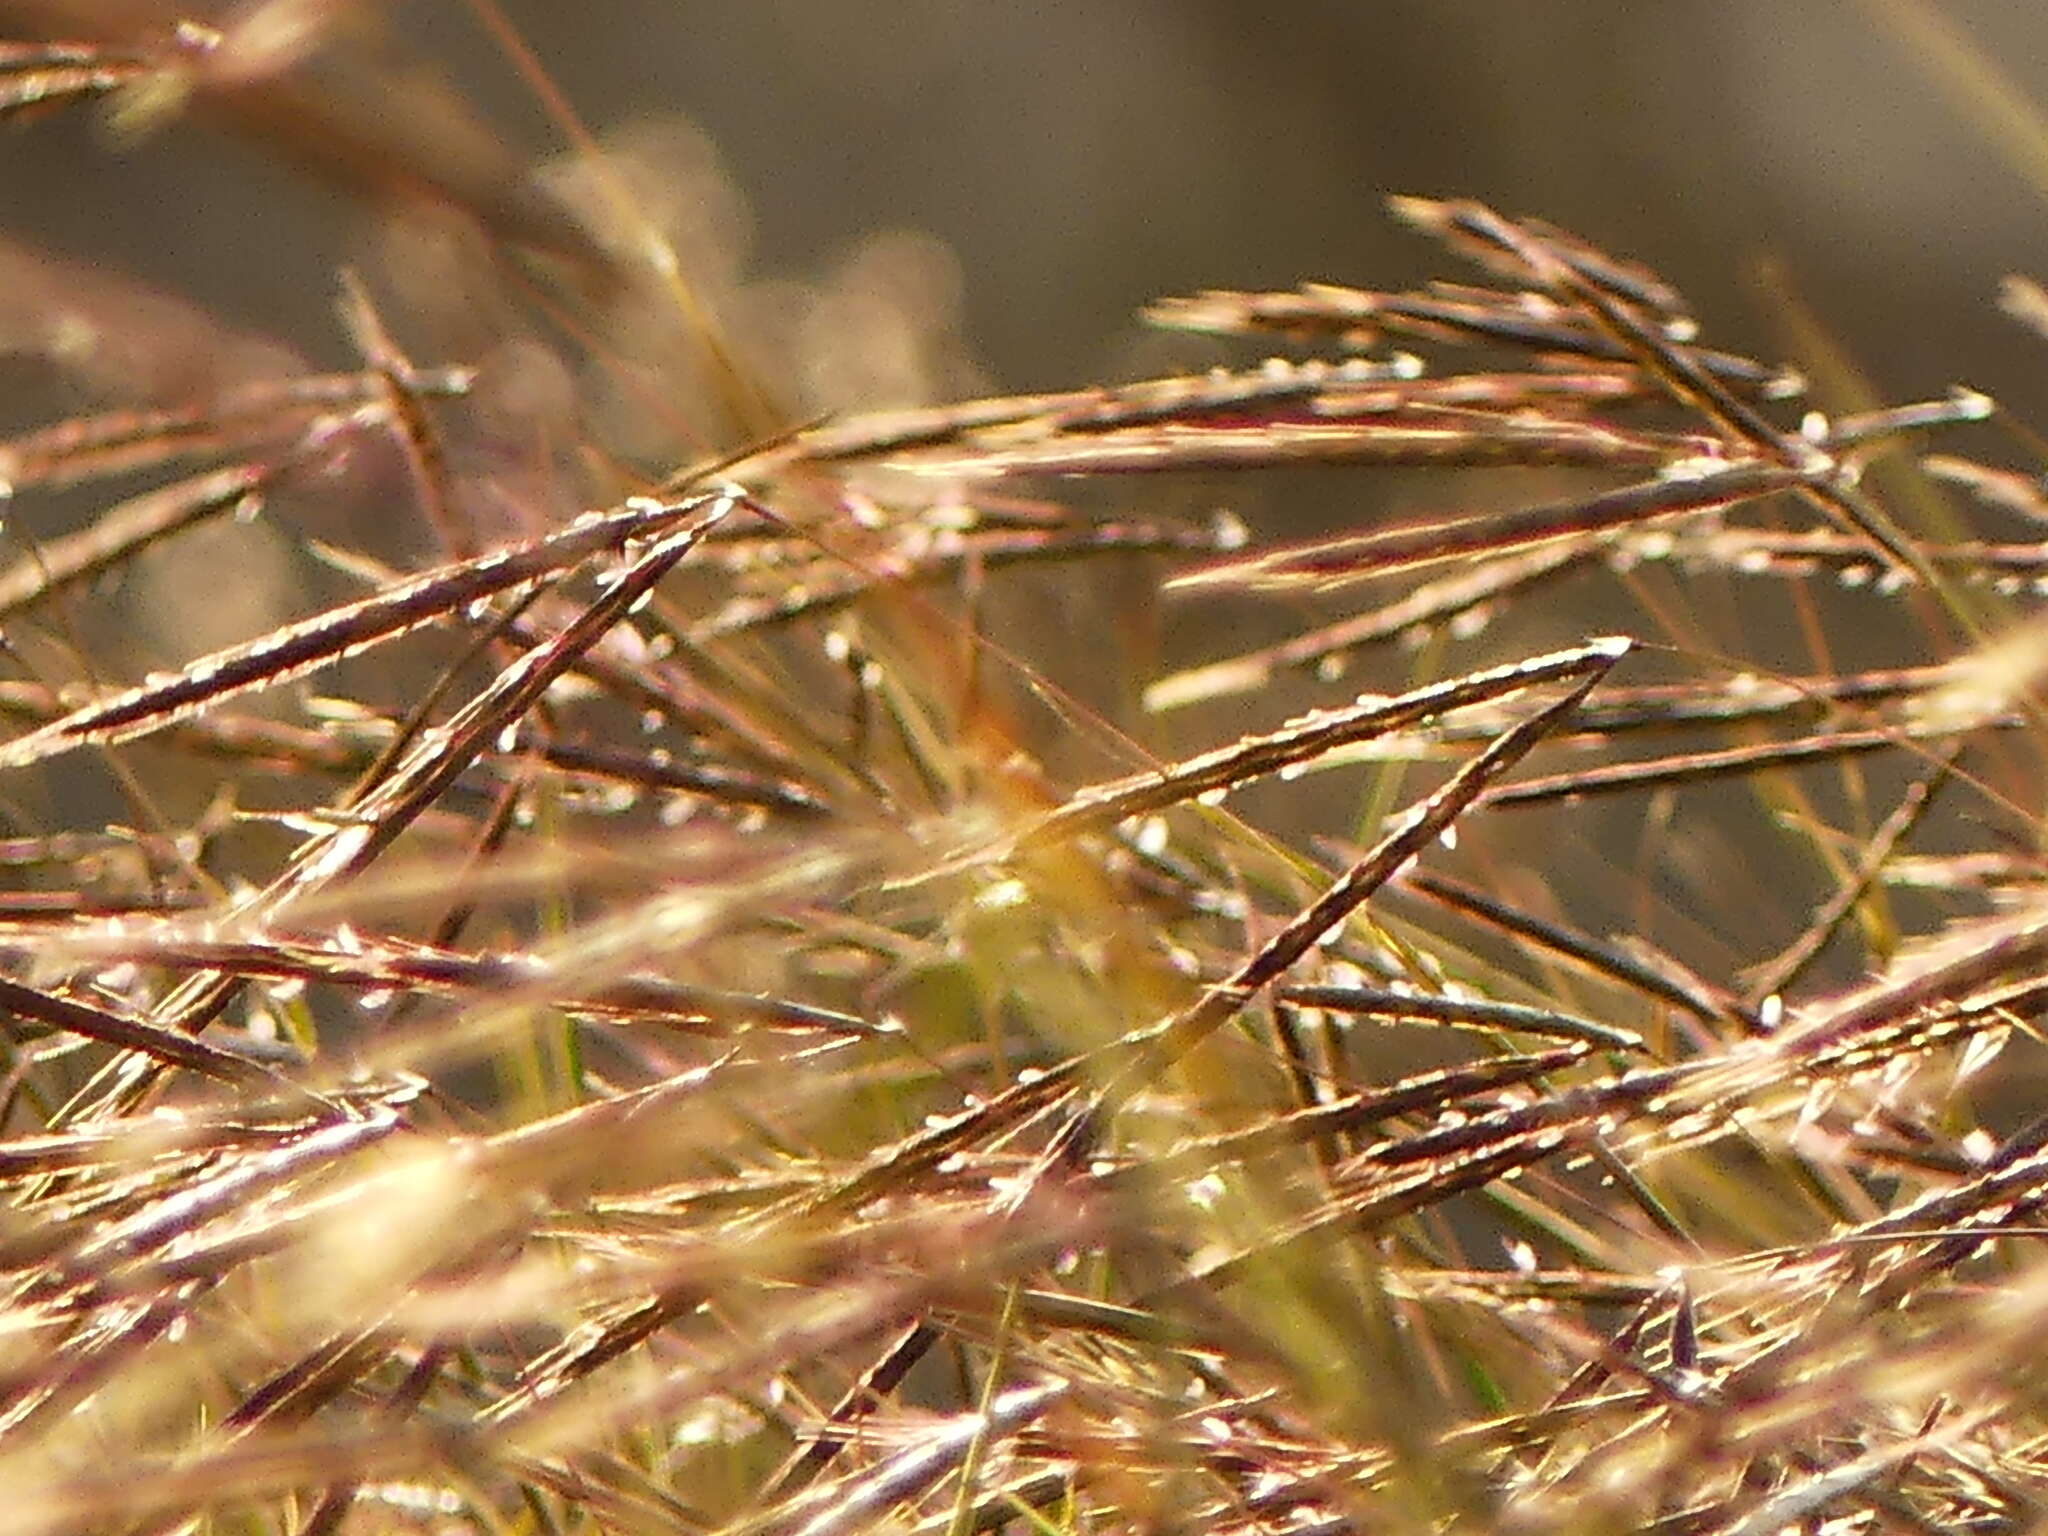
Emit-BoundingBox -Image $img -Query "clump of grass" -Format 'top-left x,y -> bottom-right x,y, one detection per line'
3,14 -> 2048,1536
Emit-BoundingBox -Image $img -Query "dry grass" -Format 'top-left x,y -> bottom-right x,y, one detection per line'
0,10 -> 2047,1536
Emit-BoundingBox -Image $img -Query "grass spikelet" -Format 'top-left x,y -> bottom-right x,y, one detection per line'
3,21 -> 2048,1535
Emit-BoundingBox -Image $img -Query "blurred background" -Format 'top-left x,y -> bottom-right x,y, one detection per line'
1,0 -> 2044,420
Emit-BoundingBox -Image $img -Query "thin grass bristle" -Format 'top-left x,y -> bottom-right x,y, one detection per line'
2,25 -> 2048,1536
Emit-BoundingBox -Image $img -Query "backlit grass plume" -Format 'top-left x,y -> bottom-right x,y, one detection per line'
0,12 -> 2047,1536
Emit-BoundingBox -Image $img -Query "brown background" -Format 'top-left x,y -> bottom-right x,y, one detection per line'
1,1 -> 2044,414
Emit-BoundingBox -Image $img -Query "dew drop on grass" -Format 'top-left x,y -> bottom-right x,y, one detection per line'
1125,816 -> 1167,856
1450,605 -> 1492,640
976,877 -> 1030,911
